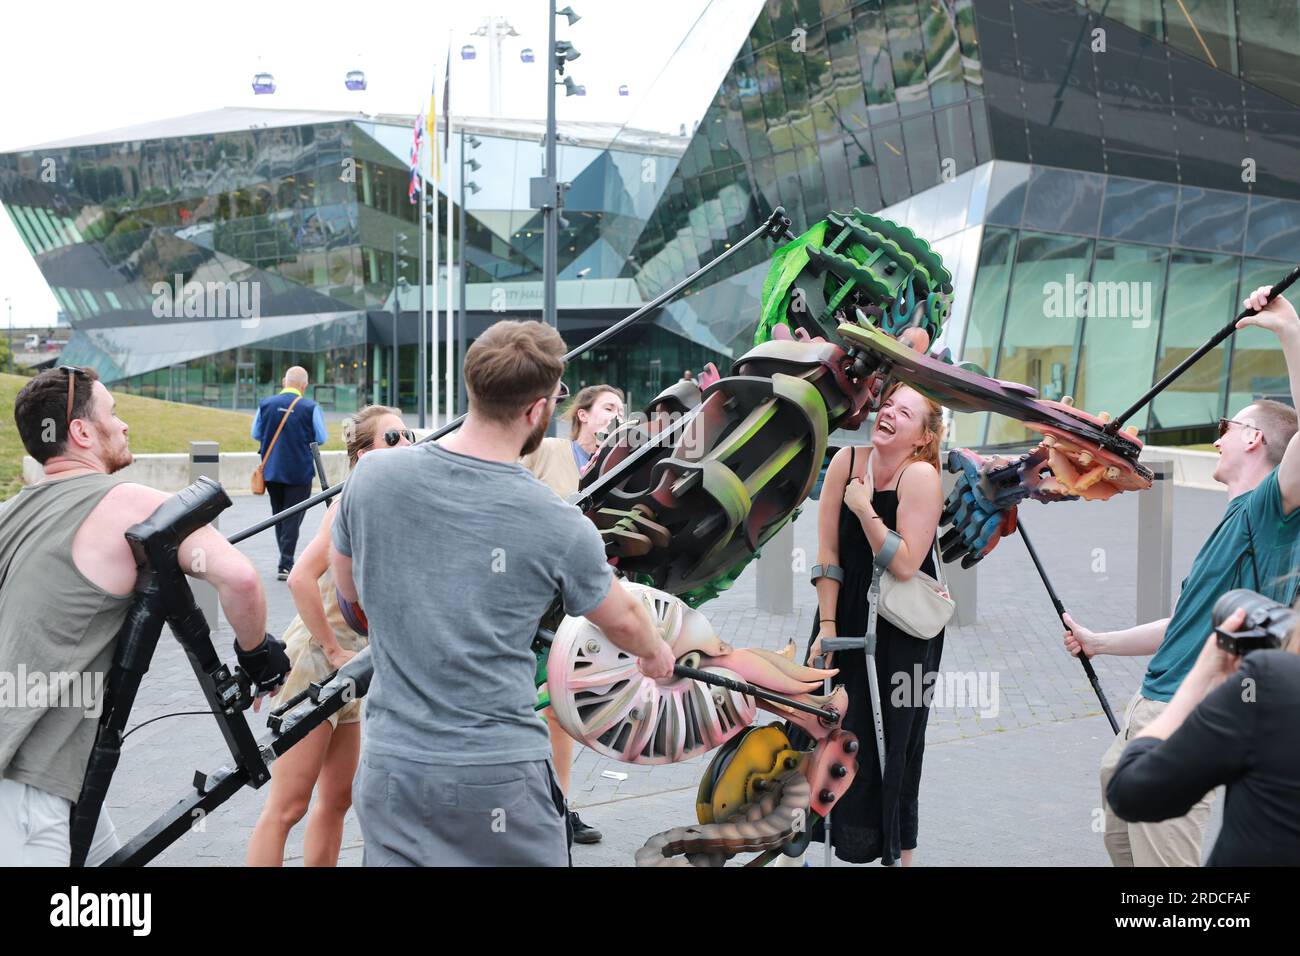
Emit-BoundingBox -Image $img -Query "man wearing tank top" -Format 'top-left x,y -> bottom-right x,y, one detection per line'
0,366 -> 288,865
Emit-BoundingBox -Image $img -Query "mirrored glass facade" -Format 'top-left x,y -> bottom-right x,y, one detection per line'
628,0 -> 1300,448
5,0 -> 1300,440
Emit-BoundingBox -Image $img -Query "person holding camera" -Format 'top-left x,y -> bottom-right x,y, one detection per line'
1064,286 -> 1300,866
1105,599 -> 1300,866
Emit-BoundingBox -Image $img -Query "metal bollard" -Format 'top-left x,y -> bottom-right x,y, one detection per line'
1136,458 -> 1174,624
940,468 -> 978,626
756,518 -> 795,614
188,441 -> 220,626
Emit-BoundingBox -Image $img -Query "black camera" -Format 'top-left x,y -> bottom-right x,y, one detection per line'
1211,589 -> 1296,656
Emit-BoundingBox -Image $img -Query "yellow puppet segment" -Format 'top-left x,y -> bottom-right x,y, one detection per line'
696,725 -> 801,825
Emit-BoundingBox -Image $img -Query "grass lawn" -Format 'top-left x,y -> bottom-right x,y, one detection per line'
1,372 -> 344,501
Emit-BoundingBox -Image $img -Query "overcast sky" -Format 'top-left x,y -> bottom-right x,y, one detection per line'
1,0 -> 752,328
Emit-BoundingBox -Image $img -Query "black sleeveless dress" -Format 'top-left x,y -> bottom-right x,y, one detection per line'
800,448 -> 945,865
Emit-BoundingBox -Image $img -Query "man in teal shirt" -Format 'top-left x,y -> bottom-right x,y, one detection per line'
1064,285 -> 1300,867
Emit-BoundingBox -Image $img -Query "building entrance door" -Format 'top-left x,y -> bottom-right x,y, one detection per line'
167,364 -> 186,404
234,361 -> 257,410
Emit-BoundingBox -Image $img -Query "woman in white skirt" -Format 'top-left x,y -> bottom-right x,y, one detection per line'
246,405 -> 411,866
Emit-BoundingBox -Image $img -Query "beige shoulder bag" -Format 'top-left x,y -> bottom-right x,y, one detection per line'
251,395 -> 302,495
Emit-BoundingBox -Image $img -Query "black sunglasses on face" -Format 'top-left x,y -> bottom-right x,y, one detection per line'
383,428 -> 415,446
1218,417 -> 1266,443
534,381 -> 570,407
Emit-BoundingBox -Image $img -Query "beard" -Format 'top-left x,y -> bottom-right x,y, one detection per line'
96,424 -> 133,474
520,406 -> 553,457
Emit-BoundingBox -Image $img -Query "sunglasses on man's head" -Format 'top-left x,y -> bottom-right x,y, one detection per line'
59,365 -> 88,428
1218,417 -> 1266,443
383,428 -> 415,446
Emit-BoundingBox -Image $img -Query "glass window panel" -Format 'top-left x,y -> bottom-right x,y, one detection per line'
1101,0 -> 1164,40
1074,242 -> 1168,432
902,114 -> 941,193
954,0 -> 981,88
773,150 -> 808,232
845,135 -> 884,211
796,144 -> 828,218
1095,28 -> 1178,182
752,155 -> 781,214
934,103 -> 976,180
1246,196 -> 1300,262
1022,167 -> 1103,236
736,55 -> 773,161
1242,83 -> 1300,201
805,21 -> 840,143
703,101 -> 733,171
969,97 -> 993,165
970,0 -> 1026,160
1239,2 -> 1300,106
1165,0 -> 1238,73
870,124 -> 911,205
824,7 -> 868,137
916,0 -> 966,108
1169,48 -> 1247,193
954,226 -> 1017,445
767,0 -> 797,40
1004,0 -> 1104,172
853,0 -> 899,125
1150,251 -> 1236,430
821,139 -> 855,212
720,66 -> 750,165
987,232 -> 1094,444
1229,258 -> 1299,415
884,0 -> 929,117
776,24 -> 815,147
756,47 -> 790,150
1099,178 -> 1178,245
1174,186 -> 1247,253
12,207 -> 49,253
984,160 -> 1028,226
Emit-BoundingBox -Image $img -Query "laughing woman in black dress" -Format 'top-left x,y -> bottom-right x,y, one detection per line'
806,382 -> 946,866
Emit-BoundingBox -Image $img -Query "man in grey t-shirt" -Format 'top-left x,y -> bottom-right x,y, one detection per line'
332,320 -> 674,866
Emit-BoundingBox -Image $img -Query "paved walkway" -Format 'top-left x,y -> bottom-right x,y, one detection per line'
101,479 -> 1229,866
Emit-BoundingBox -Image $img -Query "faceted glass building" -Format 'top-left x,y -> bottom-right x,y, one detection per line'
0,109 -> 696,413
635,0 -> 1300,447
5,0 -> 1300,445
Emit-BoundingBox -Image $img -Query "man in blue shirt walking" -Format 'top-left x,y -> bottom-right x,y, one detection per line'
252,366 -> 328,579
1064,286 -> 1300,866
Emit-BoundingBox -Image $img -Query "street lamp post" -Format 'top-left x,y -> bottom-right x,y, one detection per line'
541,4 -> 581,334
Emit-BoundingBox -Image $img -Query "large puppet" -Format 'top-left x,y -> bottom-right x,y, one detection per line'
542,207 -> 1157,865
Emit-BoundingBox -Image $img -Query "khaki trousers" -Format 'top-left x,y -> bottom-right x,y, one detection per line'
1098,691 -> 1213,867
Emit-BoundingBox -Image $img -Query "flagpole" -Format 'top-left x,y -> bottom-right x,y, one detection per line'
418,171 -> 427,428
430,138 -> 440,426
445,74 -> 456,421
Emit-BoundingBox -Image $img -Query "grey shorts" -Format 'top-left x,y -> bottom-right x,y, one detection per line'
355,751 -> 571,867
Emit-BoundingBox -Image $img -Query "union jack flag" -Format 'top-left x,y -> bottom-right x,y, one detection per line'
408,114 -> 424,204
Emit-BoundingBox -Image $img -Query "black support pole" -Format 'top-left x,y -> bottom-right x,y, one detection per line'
1017,519 -> 1119,734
